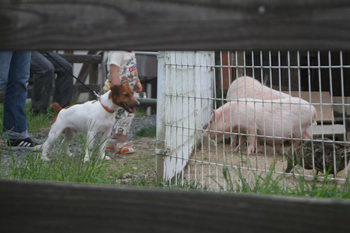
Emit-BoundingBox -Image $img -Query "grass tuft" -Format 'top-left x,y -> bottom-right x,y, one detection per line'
133,125 -> 156,139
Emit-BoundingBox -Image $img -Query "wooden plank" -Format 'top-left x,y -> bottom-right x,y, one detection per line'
311,124 -> 346,135
72,83 -> 101,93
59,54 -> 102,65
2,0 -> 350,50
220,51 -> 233,90
0,179 -> 350,233
310,124 -> 346,140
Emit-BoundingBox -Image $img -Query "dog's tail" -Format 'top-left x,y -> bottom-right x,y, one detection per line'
50,102 -> 63,124
51,102 -> 62,114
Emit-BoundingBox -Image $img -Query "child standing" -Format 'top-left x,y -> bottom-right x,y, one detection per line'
104,51 -> 143,155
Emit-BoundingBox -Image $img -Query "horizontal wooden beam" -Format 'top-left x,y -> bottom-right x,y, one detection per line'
72,83 -> 101,93
137,98 -> 157,108
59,54 -> 102,64
0,179 -> 350,233
1,0 -> 350,50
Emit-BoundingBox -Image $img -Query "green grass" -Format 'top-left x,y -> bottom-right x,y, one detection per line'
4,136 -> 115,184
133,125 -> 156,139
135,108 -> 148,118
213,157 -> 350,199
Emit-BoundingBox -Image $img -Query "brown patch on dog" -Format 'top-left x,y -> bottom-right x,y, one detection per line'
109,84 -> 139,114
50,102 -> 72,124
51,102 -> 62,114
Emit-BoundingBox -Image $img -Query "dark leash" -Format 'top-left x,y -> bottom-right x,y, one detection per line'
44,51 -> 100,99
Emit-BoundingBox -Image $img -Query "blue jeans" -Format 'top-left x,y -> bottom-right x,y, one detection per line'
0,51 -> 31,140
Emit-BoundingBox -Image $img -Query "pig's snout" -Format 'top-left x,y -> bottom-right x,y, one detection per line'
202,128 -> 217,140
203,123 -> 208,130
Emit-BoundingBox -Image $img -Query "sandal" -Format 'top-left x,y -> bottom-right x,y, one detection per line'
106,140 -> 135,155
115,143 -> 135,155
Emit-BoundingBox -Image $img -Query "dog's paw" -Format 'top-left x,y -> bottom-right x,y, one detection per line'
83,157 -> 90,162
33,145 -> 42,152
104,156 -> 111,161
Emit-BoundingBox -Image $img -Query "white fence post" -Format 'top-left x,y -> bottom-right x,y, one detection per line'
155,51 -> 167,181
156,51 -> 215,182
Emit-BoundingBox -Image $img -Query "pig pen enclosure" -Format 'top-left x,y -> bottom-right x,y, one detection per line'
156,51 -> 350,190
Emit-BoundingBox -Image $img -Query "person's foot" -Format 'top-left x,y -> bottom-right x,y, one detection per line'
30,108 -> 47,116
106,140 -> 135,155
7,137 -> 36,150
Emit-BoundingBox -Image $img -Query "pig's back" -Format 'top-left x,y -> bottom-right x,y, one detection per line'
226,76 -> 290,100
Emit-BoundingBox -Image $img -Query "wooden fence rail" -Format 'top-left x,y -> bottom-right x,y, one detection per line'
1,0 -> 350,50
1,0 -> 350,232
1,179 -> 350,233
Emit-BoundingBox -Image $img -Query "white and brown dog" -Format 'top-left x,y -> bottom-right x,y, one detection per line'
35,84 -> 139,162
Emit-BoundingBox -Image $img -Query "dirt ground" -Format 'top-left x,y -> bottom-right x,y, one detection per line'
183,133 -> 350,190
105,137 -> 157,185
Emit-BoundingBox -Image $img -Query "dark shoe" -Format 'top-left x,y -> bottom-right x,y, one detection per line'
30,109 -> 40,117
7,137 -> 35,150
30,108 -> 47,116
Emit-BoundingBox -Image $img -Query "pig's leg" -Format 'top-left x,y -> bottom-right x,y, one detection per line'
274,144 -> 283,154
247,130 -> 256,155
231,134 -> 237,148
234,136 -> 246,152
302,130 -> 311,139
256,141 -> 264,153
291,130 -> 310,149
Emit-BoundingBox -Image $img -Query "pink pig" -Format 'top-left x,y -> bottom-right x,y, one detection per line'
221,76 -> 292,147
206,97 -> 317,154
226,76 -> 290,101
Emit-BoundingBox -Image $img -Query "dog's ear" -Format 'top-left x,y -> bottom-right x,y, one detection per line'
110,85 -> 121,96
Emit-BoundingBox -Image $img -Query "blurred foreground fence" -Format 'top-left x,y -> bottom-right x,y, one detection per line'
1,0 -> 350,232
1,179 -> 350,233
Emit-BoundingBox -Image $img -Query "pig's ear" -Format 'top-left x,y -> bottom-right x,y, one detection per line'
212,109 -> 215,114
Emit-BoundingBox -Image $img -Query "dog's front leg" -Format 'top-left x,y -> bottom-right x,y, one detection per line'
83,132 -> 95,162
84,131 -> 96,162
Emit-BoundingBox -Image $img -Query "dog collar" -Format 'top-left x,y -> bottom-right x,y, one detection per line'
99,99 -> 115,114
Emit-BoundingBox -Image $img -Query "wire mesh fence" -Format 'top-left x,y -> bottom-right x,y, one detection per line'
157,50 -> 350,191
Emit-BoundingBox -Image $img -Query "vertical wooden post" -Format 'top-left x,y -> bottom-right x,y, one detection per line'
220,51 -> 232,90
236,51 -> 245,79
88,64 -> 98,99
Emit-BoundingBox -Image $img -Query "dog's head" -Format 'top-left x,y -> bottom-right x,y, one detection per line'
109,84 -> 140,114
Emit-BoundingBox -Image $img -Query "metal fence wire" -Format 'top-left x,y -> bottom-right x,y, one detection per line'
157,50 -> 350,190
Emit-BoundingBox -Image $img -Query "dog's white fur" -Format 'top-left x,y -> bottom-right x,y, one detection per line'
36,87 -> 138,162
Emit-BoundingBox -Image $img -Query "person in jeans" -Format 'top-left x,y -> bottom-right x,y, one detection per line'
30,51 -> 73,115
0,51 -> 36,148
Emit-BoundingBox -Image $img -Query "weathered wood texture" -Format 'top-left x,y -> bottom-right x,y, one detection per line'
60,53 -> 103,100
0,179 -> 349,233
60,54 -> 102,64
1,0 -> 350,50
